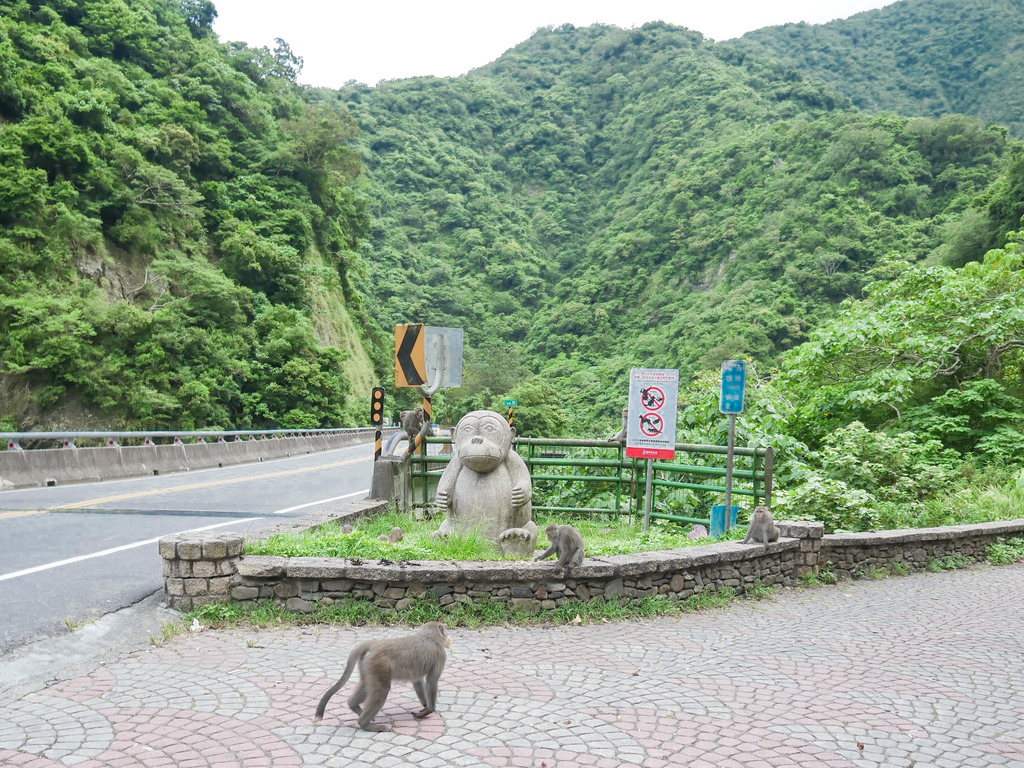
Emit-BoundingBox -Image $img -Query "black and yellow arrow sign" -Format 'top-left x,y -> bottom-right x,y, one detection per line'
395,324 -> 427,387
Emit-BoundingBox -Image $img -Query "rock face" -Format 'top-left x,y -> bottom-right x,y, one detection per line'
434,410 -> 538,557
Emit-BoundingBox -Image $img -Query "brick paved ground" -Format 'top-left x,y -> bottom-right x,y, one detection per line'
2,564 -> 1024,768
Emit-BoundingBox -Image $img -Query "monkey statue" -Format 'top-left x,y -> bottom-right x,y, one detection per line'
434,410 -> 537,557
535,523 -> 585,574
314,622 -> 451,732
743,505 -> 780,545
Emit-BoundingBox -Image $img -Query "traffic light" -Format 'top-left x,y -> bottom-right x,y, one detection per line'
370,387 -> 385,426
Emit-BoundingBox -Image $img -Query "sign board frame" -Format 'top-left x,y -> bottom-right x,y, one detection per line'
720,360 -> 747,414
625,368 -> 679,461
395,325 -> 463,390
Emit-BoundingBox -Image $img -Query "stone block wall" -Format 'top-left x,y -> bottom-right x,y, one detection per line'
160,532 -> 243,611
159,508 -> 1024,614
821,519 -> 1024,579
159,510 -> 825,612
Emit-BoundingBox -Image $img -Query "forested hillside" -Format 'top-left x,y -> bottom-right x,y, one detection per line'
2,0 -> 1022,532
330,17 -> 1018,429
0,0 -> 379,431
732,0 -> 1024,138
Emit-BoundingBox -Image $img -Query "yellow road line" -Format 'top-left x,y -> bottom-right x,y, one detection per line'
0,509 -> 48,520
50,457 -> 367,510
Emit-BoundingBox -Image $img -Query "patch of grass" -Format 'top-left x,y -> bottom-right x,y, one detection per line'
867,568 -> 889,580
150,620 -> 186,646
926,553 -> 975,572
63,616 -> 98,632
183,585 -> 767,631
246,509 -> 735,560
987,536 -> 1024,566
890,561 -> 912,576
800,566 -> 838,587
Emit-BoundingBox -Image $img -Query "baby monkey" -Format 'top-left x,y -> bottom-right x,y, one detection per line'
314,621 -> 451,732
535,523 -> 585,574
743,505 -> 780,545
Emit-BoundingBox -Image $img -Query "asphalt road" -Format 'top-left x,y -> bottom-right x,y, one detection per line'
0,442 -> 375,654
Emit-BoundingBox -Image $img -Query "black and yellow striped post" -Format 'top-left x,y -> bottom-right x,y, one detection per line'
504,398 -> 517,429
370,387 -> 385,461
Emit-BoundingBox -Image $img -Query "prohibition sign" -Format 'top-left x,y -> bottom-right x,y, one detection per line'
639,412 -> 665,437
640,386 -> 665,410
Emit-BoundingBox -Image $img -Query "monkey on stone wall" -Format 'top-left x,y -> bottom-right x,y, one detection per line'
743,505 -> 780,546
535,523 -> 585,574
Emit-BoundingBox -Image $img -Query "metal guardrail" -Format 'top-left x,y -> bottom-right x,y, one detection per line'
1,428 -> 377,450
407,436 -> 773,527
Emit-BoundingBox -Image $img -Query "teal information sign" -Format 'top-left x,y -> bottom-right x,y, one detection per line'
504,399 -> 518,407
720,360 -> 747,414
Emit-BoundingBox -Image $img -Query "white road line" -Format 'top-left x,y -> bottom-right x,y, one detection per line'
0,518 -> 259,582
272,489 -> 369,514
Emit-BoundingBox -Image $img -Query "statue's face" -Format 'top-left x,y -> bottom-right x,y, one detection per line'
454,411 -> 512,472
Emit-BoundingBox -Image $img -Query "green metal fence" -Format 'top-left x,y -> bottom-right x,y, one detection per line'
409,436 -> 773,527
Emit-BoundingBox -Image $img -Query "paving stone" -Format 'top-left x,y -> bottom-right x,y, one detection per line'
7,564 -> 1024,766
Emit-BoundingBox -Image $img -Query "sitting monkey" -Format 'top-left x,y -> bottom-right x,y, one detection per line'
743,505 -> 780,545
535,523 -> 585,574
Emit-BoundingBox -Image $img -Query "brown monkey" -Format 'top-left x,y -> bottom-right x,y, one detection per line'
314,622 -> 451,732
743,505 -> 780,545
535,523 -> 585,573
400,407 -> 430,442
611,407 -> 628,443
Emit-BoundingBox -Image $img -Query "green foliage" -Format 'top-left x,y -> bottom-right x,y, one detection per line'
927,553 -> 974,572
780,235 -> 1024,457
987,536 -> 1024,565
732,0 -> 1024,137
0,0 -> 371,429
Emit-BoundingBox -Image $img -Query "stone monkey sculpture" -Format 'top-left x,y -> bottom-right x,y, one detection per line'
434,410 -> 537,557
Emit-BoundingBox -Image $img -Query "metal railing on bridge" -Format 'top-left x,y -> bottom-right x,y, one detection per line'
407,436 -> 773,528
1,428 -> 376,450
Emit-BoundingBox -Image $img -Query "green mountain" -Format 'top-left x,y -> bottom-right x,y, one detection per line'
330,17 -> 1017,428
731,0 -> 1024,137
0,0 -> 379,430
1,0 -> 1021,443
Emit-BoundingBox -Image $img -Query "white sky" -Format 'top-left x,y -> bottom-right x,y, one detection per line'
211,0 -> 899,89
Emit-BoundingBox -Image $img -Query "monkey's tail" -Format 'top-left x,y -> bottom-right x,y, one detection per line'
313,643 -> 368,721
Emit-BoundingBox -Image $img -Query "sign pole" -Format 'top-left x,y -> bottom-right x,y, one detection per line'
724,413 -> 736,532
643,458 -> 654,533
718,360 -> 747,535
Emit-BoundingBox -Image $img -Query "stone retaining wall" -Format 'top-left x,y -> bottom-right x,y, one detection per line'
158,505 -> 1024,613
821,520 -> 1024,579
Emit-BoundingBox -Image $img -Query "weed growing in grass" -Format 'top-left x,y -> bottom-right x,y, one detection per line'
890,562 -> 912,576
150,620 -> 186,646
800,566 -> 838,587
63,616 -> 98,632
927,553 -> 975,572
987,537 -> 1024,565
183,585 -> 770,631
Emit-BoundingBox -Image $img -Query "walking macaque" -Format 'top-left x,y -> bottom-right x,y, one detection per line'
535,523 -> 585,573
743,505 -> 780,545
314,622 -> 451,732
